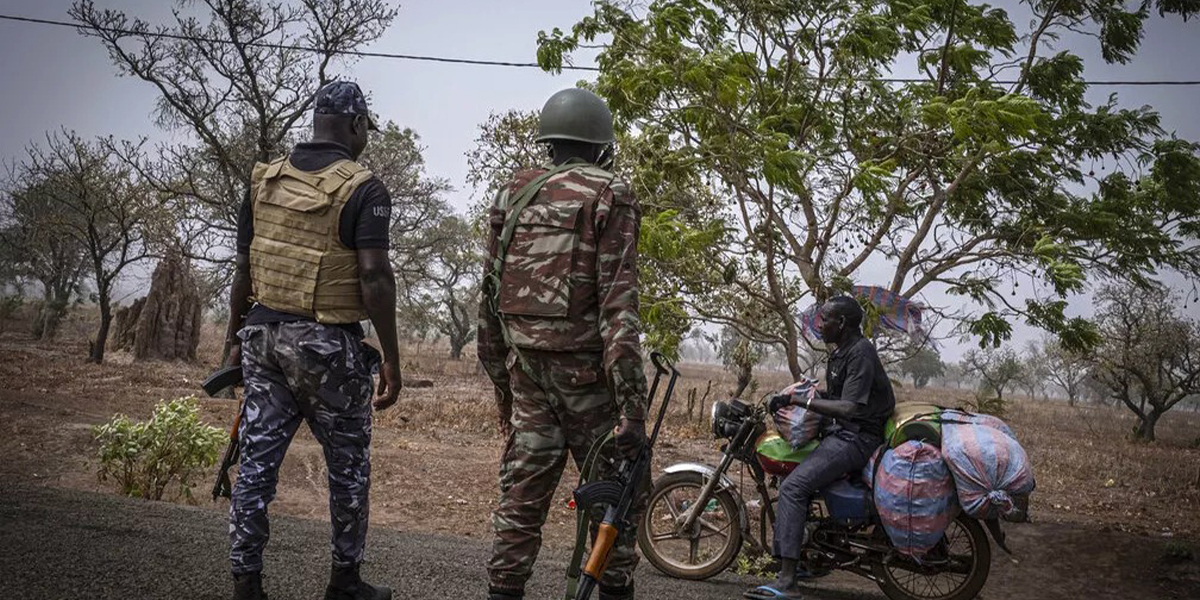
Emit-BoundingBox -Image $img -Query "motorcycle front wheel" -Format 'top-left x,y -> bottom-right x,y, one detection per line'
872,514 -> 992,600
636,471 -> 744,580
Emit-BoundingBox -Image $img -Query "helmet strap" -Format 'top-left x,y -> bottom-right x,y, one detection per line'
596,143 -> 615,170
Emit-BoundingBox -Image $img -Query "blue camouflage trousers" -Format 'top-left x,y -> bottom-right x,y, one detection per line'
230,321 -> 375,575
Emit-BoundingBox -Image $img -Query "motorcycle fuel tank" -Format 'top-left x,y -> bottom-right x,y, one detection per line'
754,431 -> 818,477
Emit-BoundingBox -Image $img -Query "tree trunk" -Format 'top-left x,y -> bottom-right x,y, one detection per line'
733,364 -> 753,398
1135,409 -> 1161,442
784,337 -> 802,380
91,293 -> 111,363
33,285 -> 70,340
34,302 -> 63,340
449,335 -> 466,360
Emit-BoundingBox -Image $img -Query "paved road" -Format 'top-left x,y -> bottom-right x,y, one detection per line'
2,485 -> 878,600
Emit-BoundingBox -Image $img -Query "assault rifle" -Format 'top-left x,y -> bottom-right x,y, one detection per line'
568,352 -> 679,600
203,365 -> 244,501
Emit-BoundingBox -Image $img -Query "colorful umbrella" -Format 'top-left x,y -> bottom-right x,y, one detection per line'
798,285 -> 925,340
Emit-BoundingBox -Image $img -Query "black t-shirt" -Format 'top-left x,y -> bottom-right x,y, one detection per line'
825,334 -> 896,440
236,141 -> 392,334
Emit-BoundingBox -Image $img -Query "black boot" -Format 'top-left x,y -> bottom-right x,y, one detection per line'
487,587 -> 524,600
232,571 -> 267,600
324,564 -> 392,600
599,583 -> 634,600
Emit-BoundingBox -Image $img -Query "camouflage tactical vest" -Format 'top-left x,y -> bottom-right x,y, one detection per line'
492,163 -> 617,352
248,156 -> 373,324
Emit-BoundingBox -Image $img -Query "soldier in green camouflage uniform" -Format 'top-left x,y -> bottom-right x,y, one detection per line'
478,88 -> 649,600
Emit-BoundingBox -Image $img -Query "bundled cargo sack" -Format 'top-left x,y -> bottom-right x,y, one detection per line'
941,408 -> 1016,440
771,378 -> 825,448
773,405 -> 825,449
941,418 -> 1035,520
870,441 -> 958,558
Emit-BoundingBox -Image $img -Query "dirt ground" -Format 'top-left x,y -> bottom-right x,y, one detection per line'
1,316 -> 1199,598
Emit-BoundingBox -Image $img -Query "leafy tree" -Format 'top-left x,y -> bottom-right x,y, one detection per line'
14,132 -> 165,362
537,0 -> 1200,377
938,361 -> 974,390
899,346 -> 946,388
1040,334 -> 1091,406
0,174 -> 91,339
712,325 -> 768,398
1016,339 -> 1051,401
962,346 -> 1023,406
71,0 -> 398,271
464,110 -> 546,213
1080,370 -> 1113,406
402,216 -> 482,360
1091,283 -> 1200,441
359,122 -> 454,280
356,121 -> 470,352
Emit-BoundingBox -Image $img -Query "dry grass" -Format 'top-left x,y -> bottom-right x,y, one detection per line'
3,306 -> 1199,543
387,347 -> 1200,538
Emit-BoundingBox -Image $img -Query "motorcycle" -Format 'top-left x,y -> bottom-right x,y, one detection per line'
637,395 -> 995,600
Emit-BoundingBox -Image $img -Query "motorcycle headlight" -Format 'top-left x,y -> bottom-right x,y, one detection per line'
711,401 -> 730,438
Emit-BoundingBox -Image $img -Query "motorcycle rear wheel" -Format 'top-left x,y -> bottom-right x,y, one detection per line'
873,514 -> 992,600
637,471 -> 744,580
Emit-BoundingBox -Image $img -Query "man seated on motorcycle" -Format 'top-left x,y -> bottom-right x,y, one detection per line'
746,296 -> 896,600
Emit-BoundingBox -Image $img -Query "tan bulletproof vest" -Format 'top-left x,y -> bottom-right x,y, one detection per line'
248,156 -> 373,324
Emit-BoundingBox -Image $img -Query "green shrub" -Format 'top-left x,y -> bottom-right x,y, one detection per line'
733,548 -> 776,577
93,395 -> 226,500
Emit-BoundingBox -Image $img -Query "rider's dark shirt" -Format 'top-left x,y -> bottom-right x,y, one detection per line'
825,333 -> 895,440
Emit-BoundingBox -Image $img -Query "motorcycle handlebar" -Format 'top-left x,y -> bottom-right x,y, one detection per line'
767,393 -> 793,413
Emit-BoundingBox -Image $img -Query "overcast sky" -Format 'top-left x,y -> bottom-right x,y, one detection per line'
1,0 -> 1197,359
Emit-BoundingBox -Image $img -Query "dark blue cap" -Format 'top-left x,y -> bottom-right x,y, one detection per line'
313,81 -> 379,130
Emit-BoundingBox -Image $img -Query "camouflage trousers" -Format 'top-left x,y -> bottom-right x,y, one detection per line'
230,321 -> 375,575
488,350 -> 649,593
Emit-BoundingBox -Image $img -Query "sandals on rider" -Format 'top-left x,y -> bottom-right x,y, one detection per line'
743,585 -> 805,599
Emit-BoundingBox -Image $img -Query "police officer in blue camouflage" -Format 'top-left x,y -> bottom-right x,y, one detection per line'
223,80 -> 402,600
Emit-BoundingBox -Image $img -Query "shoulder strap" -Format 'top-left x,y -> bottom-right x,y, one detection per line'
483,160 -> 584,374
493,162 -> 584,276
250,158 -> 287,209
320,159 -> 370,194
486,160 -> 585,304
270,158 -> 368,195
261,157 -> 287,180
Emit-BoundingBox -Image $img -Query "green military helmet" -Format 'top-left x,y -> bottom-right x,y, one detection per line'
536,88 -> 615,144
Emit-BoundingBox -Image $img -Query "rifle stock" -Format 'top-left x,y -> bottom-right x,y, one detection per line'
203,365 -> 243,397
204,365 -> 245,501
570,352 -> 679,600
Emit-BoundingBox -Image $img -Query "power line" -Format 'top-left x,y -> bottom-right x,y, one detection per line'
0,13 -> 598,71
3,12 -> 1200,86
